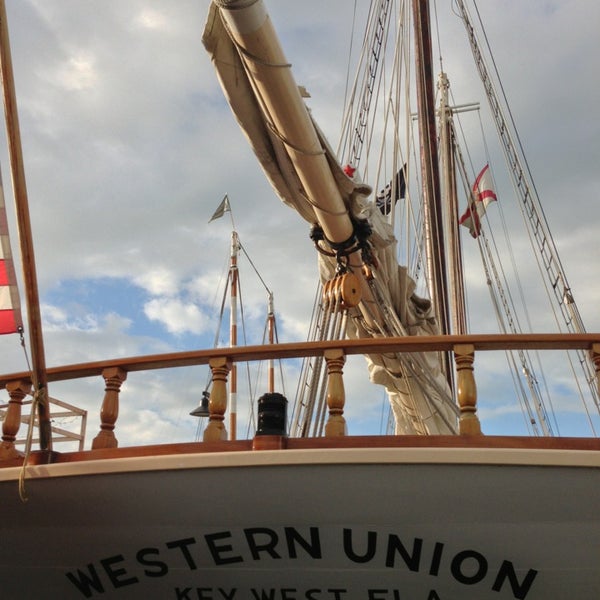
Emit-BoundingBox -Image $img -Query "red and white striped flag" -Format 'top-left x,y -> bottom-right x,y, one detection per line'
459,164 -> 497,238
0,182 -> 23,335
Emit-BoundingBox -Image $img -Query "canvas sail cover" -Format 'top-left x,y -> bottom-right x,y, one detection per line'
0,174 -> 23,335
202,3 -> 457,434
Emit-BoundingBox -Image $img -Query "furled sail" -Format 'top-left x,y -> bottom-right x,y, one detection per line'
203,1 -> 457,434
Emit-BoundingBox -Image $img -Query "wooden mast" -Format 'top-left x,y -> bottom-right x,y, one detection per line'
411,0 -> 450,336
267,292 -> 275,393
229,231 -> 239,440
412,0 -> 454,388
0,0 -> 51,450
439,72 -> 467,336
413,0 -> 450,333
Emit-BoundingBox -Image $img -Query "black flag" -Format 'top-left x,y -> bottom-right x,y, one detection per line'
376,165 -> 406,215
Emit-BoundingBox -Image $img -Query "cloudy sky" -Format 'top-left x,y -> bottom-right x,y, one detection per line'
0,0 -> 599,448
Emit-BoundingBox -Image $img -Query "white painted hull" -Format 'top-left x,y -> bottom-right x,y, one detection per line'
1,446 -> 599,599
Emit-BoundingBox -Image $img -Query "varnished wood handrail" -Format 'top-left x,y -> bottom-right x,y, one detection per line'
1,333 -> 599,389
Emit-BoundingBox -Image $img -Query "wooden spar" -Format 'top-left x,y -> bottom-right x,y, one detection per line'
0,0 -> 51,450
439,72 -> 467,335
411,0 -> 450,337
267,292 -> 275,393
412,0 -> 455,392
214,0 -> 381,327
229,231 -> 238,440
214,0 -> 353,247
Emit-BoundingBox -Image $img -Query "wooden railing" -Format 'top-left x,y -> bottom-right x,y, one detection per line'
1,334 -> 599,457
0,396 -> 86,450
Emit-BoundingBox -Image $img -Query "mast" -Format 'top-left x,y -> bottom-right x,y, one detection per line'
411,0 -> 449,337
411,0 -> 454,393
438,72 -> 467,335
0,0 -> 51,450
229,231 -> 239,440
267,292 -> 275,393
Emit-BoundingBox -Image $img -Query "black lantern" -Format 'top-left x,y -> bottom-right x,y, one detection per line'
190,390 -> 210,418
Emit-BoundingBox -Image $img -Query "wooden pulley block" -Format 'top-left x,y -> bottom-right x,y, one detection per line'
338,272 -> 361,308
322,279 -> 334,305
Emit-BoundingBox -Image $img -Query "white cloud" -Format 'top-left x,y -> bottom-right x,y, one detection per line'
144,296 -> 209,335
135,8 -> 169,32
57,53 -> 97,91
133,268 -> 179,297
43,303 -> 100,332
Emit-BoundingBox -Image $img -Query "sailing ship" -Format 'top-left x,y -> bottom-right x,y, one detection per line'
1,0 -> 599,598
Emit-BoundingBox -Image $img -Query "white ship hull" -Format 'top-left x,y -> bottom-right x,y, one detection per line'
1,441 -> 599,599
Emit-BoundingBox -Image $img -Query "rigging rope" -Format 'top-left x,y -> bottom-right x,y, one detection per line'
448,116 -> 557,435
14,327 -> 39,502
297,0 -> 459,437
18,387 -> 41,502
194,231 -> 280,441
455,0 -> 599,432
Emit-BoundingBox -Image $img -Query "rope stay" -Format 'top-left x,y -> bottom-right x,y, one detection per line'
297,0 -> 458,437
449,119 -> 556,435
455,0 -> 600,418
338,0 -> 392,167
338,0 -> 394,171
294,0 -> 398,438
296,0 -> 598,436
193,224 -> 282,441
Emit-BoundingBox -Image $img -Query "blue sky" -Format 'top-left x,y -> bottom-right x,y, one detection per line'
0,0 -> 599,447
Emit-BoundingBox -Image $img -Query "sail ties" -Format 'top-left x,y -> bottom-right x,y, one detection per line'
219,9 -> 326,165
263,118 -> 326,157
214,1 -> 293,68
228,37 -> 291,70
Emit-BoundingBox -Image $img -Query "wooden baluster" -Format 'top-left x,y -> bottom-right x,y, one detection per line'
454,344 -> 482,435
203,356 -> 231,442
92,367 -> 127,449
324,348 -> 347,437
0,379 -> 30,459
592,343 -> 600,397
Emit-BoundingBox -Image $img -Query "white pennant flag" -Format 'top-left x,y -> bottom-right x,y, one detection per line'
208,194 -> 231,223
